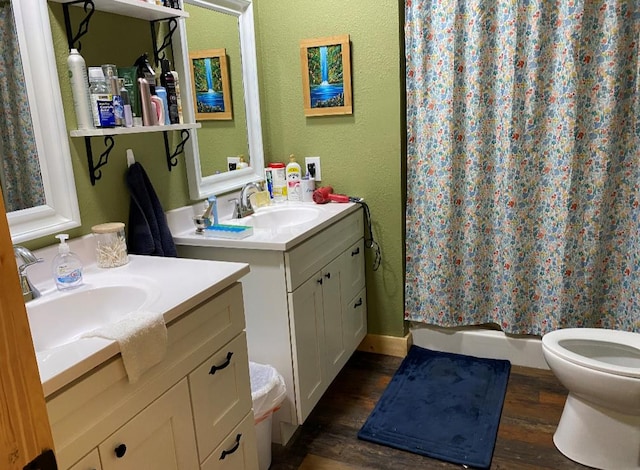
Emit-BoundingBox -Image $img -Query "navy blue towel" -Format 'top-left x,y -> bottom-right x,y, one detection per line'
126,162 -> 177,257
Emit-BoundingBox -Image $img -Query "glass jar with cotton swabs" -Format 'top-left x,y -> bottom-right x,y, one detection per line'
91,222 -> 129,268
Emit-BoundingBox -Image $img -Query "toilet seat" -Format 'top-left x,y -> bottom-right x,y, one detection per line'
542,328 -> 640,379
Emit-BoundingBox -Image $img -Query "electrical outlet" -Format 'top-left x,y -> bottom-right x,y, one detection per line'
305,156 -> 322,181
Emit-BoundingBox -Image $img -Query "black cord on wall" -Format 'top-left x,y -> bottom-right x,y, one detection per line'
352,199 -> 381,271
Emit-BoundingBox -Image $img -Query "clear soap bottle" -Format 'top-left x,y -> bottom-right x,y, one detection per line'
52,234 -> 83,290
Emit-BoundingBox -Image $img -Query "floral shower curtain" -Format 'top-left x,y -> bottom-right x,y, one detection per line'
0,0 -> 44,212
404,0 -> 640,335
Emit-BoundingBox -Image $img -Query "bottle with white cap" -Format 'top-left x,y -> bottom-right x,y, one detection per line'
51,234 -> 84,290
67,49 -> 93,130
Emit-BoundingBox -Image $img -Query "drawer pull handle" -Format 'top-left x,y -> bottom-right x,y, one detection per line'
209,352 -> 234,375
351,247 -> 360,256
354,298 -> 363,308
324,272 -> 331,279
114,443 -> 127,458
219,433 -> 242,460
317,278 -> 323,285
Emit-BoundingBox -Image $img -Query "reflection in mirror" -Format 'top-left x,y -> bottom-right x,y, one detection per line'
178,0 -> 264,199
0,0 -> 45,212
2,0 -> 81,243
185,6 -> 248,176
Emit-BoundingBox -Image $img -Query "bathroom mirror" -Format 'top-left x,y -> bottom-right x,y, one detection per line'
178,0 -> 264,199
2,0 -> 81,243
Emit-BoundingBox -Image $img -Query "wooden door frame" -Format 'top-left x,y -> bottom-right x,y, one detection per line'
0,192 -> 56,468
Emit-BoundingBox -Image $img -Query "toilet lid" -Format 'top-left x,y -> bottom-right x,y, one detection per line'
542,328 -> 640,378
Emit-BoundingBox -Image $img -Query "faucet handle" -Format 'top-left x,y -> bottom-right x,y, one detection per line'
17,257 -> 44,273
228,198 -> 241,219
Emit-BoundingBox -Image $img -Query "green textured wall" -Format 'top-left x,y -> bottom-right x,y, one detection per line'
253,0 -> 405,336
34,1 -> 405,338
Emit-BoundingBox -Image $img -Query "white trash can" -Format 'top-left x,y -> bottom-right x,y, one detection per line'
249,361 -> 286,470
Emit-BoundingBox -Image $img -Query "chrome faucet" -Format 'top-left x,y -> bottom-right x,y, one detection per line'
236,182 -> 261,218
13,245 -> 44,302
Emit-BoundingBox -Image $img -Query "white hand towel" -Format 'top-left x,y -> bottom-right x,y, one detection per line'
82,310 -> 168,383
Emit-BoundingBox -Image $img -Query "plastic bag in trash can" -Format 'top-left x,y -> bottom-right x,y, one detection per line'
249,361 -> 286,423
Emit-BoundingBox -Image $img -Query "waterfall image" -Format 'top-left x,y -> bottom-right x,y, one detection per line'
192,56 -> 225,113
306,44 -> 344,108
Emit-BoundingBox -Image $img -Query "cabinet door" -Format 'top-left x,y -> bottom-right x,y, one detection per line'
201,412 -> 258,470
98,379 -> 198,470
322,256 -> 347,383
68,449 -> 102,470
189,333 -> 252,462
288,274 -> 326,423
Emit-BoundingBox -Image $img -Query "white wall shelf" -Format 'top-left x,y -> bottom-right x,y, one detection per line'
69,123 -> 201,138
50,0 -> 201,185
48,0 -> 189,22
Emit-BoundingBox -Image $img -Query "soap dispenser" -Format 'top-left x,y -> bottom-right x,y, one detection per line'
286,154 -> 302,201
52,234 -> 83,290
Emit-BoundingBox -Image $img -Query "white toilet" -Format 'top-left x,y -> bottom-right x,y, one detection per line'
542,328 -> 640,470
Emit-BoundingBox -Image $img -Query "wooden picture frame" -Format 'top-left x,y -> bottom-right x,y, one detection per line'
300,35 -> 352,117
189,48 -> 232,120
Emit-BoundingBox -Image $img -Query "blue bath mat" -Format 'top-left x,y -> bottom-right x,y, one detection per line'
358,346 -> 511,469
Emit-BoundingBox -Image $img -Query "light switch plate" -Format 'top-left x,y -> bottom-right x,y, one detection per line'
305,156 -> 321,181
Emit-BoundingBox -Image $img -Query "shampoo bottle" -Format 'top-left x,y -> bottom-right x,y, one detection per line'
52,234 -> 83,290
286,154 -> 302,201
67,49 -> 93,130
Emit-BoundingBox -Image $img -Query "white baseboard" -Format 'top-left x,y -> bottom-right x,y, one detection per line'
357,333 -> 413,358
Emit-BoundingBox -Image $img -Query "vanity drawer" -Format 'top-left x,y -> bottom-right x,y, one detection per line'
201,411 -> 259,470
285,208 -> 363,292
189,333 -> 252,462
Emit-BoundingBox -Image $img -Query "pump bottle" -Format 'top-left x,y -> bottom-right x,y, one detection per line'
52,234 -> 83,290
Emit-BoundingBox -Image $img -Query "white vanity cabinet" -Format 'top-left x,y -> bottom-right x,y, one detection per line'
176,207 -> 367,444
47,283 -> 259,470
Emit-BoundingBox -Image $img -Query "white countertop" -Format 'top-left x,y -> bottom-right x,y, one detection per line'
168,200 -> 360,251
27,248 -> 249,397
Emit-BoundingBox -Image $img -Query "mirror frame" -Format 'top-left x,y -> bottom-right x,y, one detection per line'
177,0 -> 264,199
7,0 -> 81,243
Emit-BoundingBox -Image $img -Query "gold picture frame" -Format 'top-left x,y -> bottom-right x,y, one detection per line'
189,48 -> 232,120
300,34 -> 352,117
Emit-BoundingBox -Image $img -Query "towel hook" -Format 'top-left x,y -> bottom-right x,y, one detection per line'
126,149 -> 136,168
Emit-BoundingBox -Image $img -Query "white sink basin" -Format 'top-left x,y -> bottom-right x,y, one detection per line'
27,284 -> 154,353
232,206 -> 321,229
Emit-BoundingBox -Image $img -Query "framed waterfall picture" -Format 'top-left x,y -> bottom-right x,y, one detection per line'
300,35 -> 352,116
189,48 -> 232,120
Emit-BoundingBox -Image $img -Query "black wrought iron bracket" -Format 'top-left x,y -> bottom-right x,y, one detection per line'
85,136 -> 115,186
150,17 -> 178,67
84,130 -> 190,185
62,0 -> 95,52
164,129 -> 191,171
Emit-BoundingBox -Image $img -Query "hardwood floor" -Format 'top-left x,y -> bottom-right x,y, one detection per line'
270,351 -> 585,470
